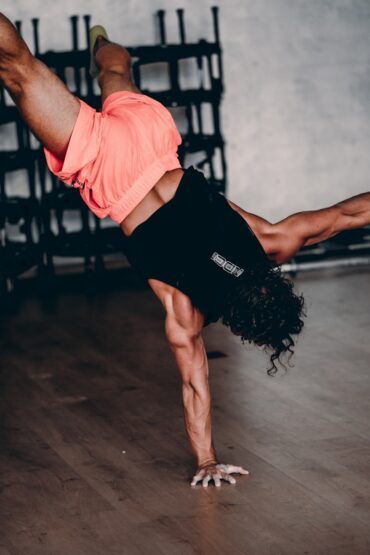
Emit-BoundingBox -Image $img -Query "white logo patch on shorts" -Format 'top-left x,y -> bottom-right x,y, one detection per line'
210,251 -> 244,277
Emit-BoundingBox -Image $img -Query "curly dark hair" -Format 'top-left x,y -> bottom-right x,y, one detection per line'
220,262 -> 306,375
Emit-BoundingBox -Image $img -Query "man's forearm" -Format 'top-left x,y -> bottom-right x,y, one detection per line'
335,191 -> 370,229
278,190 -> 370,256
306,191 -> 370,245
182,381 -> 218,467
170,336 -> 218,467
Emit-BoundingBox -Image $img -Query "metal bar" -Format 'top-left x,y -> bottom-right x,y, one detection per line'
282,256 -> 370,274
157,10 -> 166,45
176,9 -> 186,44
69,16 -> 81,95
70,15 -> 79,51
83,15 -> 94,99
83,14 -> 91,49
211,6 -> 220,43
31,18 -> 40,55
169,60 -> 179,92
211,6 -> 223,86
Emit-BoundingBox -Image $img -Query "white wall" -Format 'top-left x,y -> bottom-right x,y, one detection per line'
2,0 -> 370,222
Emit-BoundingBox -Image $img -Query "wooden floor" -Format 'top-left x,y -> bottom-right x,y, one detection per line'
1,266 -> 370,555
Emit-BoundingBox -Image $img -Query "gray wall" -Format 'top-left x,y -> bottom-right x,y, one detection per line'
2,0 -> 370,223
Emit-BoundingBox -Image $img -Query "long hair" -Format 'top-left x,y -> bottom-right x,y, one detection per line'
221,262 -> 306,375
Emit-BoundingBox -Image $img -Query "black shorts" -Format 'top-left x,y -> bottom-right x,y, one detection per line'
121,165 -> 269,327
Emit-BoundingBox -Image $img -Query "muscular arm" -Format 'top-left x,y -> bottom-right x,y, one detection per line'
150,279 -> 249,486
164,293 -> 218,468
224,192 -> 370,265
271,191 -> 370,264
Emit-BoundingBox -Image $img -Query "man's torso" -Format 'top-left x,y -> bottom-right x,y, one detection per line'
119,167 -> 185,236
119,167 -> 280,321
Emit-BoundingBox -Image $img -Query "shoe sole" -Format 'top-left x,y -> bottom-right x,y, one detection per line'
89,25 -> 109,78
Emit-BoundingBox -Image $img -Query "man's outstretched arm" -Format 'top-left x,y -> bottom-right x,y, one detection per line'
269,191 -> 370,264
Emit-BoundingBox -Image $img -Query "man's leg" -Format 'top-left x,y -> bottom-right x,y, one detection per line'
93,36 -> 141,104
0,13 -> 80,159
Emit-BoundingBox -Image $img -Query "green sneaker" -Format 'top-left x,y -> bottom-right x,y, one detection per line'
89,25 -> 110,78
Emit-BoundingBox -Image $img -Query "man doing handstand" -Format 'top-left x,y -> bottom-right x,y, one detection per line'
1,15 -> 369,488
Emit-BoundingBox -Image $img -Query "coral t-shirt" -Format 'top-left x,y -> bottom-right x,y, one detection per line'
44,91 -> 183,224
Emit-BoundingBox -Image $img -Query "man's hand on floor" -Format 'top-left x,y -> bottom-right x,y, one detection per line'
190,463 -> 249,487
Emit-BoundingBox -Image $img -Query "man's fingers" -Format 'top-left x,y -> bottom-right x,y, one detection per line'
191,471 -> 223,487
191,469 -> 205,486
221,472 -> 236,484
218,464 -> 249,475
213,473 -> 222,487
202,474 -> 211,488
227,464 -> 249,475
190,464 -> 248,487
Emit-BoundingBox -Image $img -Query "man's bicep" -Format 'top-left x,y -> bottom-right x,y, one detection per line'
164,304 -> 208,387
164,288 -> 205,346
